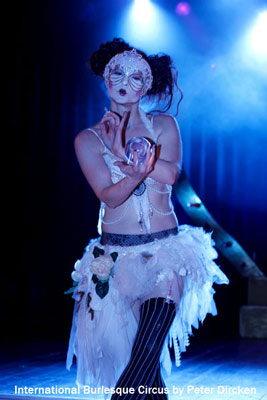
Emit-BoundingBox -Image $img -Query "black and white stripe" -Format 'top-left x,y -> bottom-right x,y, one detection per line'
111,297 -> 176,400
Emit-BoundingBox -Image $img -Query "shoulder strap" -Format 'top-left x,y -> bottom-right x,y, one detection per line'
87,128 -> 105,147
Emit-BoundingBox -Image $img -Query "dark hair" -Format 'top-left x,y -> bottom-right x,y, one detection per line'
88,38 -> 183,115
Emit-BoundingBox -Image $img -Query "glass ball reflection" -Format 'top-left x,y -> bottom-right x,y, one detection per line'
125,136 -> 151,164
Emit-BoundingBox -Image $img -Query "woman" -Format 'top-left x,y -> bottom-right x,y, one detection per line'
66,38 -> 229,399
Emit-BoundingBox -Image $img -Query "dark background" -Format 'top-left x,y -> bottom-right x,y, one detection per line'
7,0 -> 267,346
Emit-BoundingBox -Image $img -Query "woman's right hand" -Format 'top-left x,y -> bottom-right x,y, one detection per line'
99,109 -> 128,160
114,144 -> 156,184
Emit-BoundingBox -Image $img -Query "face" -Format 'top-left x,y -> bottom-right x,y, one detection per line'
103,49 -> 153,104
107,63 -> 145,103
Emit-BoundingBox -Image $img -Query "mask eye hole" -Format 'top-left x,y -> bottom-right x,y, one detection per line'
129,74 -> 145,91
131,74 -> 144,83
112,70 -> 123,76
109,70 -> 124,84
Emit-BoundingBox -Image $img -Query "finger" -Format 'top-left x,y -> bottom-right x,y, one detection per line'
146,145 -> 156,169
106,111 -> 121,127
100,116 -> 116,134
113,161 -> 128,173
117,111 -> 129,132
113,113 -> 128,154
103,107 -> 109,118
132,150 -> 139,168
142,144 -> 152,165
99,121 -> 108,136
100,115 -> 115,125
113,161 -> 123,167
102,111 -> 120,128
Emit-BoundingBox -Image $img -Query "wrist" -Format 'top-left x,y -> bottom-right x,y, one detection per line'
124,175 -> 141,188
112,142 -> 126,160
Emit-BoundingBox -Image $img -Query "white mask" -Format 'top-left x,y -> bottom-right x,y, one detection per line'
103,49 -> 153,95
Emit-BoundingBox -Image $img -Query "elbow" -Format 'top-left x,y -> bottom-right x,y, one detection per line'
169,164 -> 180,186
106,201 -> 125,209
105,201 -> 118,209
99,191 -> 121,209
100,195 -> 118,209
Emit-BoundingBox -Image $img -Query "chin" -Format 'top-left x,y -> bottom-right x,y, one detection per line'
113,96 -> 140,106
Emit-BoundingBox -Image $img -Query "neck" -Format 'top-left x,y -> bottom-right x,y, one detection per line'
110,100 -> 142,128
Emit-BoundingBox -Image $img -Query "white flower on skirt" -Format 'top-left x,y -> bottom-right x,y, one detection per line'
71,260 -> 83,282
90,255 -> 114,280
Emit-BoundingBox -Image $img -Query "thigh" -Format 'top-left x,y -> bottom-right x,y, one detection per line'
138,274 -> 186,310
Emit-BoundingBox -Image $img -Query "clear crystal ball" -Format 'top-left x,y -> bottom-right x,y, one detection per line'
125,136 -> 151,164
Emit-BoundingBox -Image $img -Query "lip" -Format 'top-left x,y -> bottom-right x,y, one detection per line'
119,89 -> 127,96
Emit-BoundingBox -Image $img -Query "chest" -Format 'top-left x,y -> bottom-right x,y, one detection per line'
123,122 -> 158,147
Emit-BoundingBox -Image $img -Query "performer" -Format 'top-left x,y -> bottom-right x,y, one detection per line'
66,38 -> 229,399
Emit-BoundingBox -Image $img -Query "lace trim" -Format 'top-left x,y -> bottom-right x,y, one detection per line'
150,203 -> 174,216
102,202 -> 131,225
146,181 -> 172,194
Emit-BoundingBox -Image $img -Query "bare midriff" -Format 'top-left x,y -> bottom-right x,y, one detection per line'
101,181 -> 177,234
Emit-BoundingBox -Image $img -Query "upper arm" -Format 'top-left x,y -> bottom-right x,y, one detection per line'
155,115 -> 183,167
74,130 -> 113,200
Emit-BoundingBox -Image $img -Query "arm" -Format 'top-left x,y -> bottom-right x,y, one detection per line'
74,129 -> 154,209
148,115 -> 182,185
108,112 -> 182,186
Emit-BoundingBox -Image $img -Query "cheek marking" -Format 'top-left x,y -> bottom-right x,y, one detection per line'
136,89 -> 143,97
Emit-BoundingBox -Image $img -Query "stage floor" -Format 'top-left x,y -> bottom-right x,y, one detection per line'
0,338 -> 266,400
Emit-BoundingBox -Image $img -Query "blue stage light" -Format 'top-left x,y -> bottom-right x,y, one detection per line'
117,0 -> 189,56
249,11 -> 267,56
132,0 -> 154,23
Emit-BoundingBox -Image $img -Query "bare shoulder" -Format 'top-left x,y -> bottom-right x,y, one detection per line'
74,124 -> 103,155
153,114 -> 180,140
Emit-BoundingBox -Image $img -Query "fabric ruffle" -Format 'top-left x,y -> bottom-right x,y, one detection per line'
66,225 -> 229,388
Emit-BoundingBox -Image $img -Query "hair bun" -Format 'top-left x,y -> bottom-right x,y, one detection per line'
147,54 -> 173,96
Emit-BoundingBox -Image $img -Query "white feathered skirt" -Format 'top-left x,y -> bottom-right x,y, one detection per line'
66,225 -> 229,388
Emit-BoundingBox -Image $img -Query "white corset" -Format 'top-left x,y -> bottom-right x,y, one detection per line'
88,109 -> 174,234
